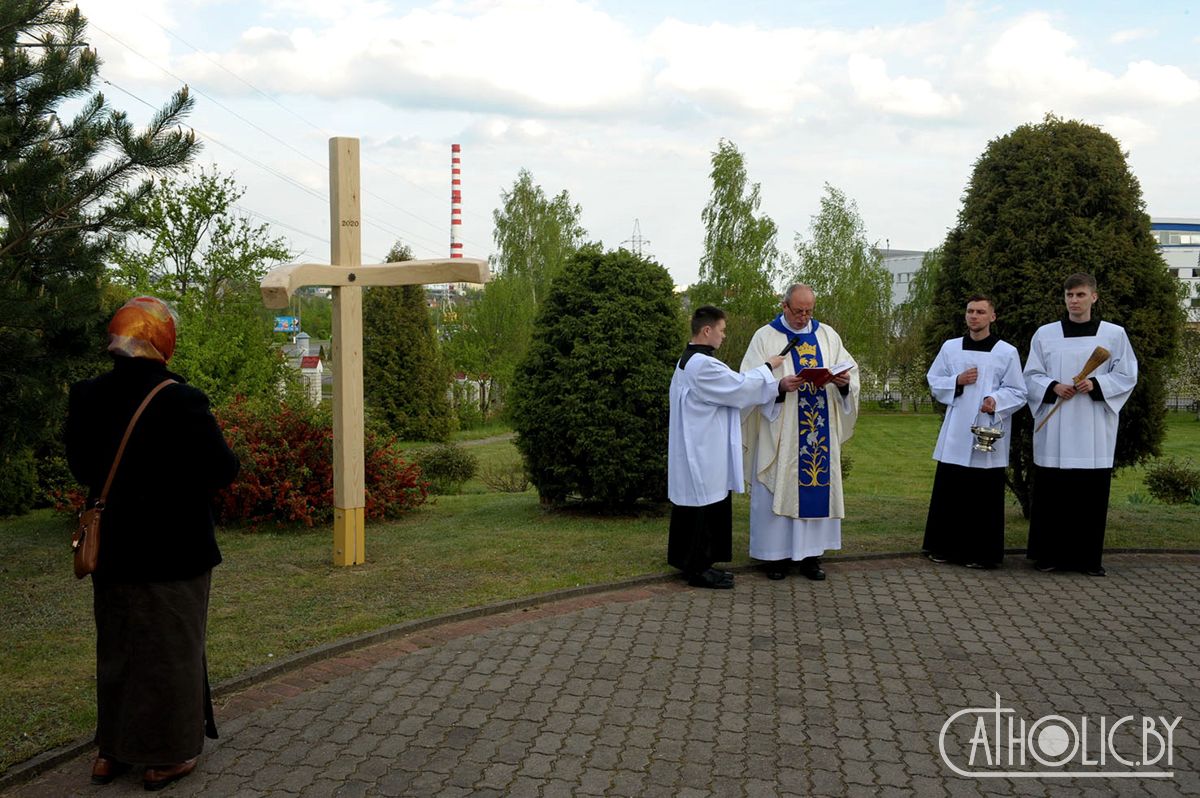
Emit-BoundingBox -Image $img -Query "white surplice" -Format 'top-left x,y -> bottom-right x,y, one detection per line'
927,337 -> 1026,468
668,352 -> 778,507
1024,321 -> 1138,469
740,319 -> 859,561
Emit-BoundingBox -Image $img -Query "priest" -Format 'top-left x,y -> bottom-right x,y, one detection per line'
668,306 -> 791,589
1024,273 -> 1138,576
740,284 -> 859,581
923,295 -> 1026,569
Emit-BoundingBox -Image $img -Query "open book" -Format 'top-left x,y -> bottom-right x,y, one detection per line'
797,362 -> 853,389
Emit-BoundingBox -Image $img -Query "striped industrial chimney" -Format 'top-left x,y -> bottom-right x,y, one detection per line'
450,144 -> 463,258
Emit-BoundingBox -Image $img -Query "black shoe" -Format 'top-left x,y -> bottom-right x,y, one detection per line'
1083,567 -> 1106,577
762,561 -> 788,580
1034,562 -> 1057,573
925,552 -> 949,564
964,562 -> 998,570
688,568 -> 734,589
797,558 -> 826,581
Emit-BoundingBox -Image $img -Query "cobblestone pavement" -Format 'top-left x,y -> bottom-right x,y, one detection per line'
7,554 -> 1199,797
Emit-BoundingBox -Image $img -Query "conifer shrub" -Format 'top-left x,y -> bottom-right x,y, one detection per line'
362,248 -> 455,442
414,443 -> 478,494
1143,458 -> 1200,505
213,397 -> 427,526
0,448 -> 37,517
510,247 -> 682,507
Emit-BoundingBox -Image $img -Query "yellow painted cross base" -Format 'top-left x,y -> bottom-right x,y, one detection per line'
333,506 -> 366,566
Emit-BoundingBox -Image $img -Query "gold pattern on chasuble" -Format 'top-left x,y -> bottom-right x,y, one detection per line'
791,341 -> 830,488
794,343 -> 822,396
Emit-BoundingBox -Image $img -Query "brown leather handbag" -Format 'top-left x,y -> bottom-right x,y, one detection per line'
72,379 -> 177,579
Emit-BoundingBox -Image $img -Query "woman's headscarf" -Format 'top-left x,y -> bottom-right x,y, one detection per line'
107,296 -> 177,363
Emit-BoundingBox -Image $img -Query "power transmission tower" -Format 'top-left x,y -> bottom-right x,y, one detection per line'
622,218 -> 651,257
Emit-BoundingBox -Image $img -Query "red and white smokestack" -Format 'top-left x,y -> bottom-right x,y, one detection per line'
450,144 -> 463,258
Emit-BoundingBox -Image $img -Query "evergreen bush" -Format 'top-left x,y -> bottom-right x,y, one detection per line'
414,443 -> 478,494
510,247 -> 682,507
0,448 -> 37,517
1143,458 -> 1200,505
363,245 -> 455,442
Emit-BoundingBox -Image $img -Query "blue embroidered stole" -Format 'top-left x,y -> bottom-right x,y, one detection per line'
769,315 -> 831,517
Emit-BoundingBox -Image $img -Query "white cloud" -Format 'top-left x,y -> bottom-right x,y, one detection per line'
647,20 -> 828,115
1116,60 -> 1200,106
985,13 -> 1199,110
847,54 -> 962,118
181,0 -> 647,115
76,0 -> 178,84
1099,115 -> 1157,148
1109,27 -> 1154,45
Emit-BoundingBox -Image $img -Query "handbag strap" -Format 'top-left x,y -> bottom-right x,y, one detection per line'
96,379 -> 178,505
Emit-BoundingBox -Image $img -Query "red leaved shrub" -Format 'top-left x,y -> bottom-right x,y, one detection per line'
213,397 -> 428,527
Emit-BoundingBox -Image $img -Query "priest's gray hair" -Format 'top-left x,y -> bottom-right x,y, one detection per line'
783,283 -> 816,303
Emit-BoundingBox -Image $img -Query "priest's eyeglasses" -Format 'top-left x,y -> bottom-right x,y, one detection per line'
784,303 -> 814,317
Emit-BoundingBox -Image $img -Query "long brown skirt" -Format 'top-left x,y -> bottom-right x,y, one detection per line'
93,570 -> 217,764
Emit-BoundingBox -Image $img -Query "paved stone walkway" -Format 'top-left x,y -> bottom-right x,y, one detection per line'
6,554 -> 1199,797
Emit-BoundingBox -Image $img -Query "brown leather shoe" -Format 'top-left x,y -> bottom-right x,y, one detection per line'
91,754 -> 131,785
143,758 -> 197,791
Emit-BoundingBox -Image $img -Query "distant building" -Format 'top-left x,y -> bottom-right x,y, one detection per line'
880,225 -> 1199,324
1151,218 -> 1200,326
279,332 -> 329,406
878,248 -> 927,306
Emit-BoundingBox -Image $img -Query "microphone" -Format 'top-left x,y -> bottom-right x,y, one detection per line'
778,337 -> 801,357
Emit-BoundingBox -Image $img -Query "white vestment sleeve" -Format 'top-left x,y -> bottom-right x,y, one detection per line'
690,360 -> 778,409
1093,326 -> 1138,415
990,345 -> 1027,419
926,342 -> 959,406
1023,329 -> 1054,417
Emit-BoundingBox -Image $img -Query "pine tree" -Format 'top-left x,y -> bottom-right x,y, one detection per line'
925,115 -> 1183,515
0,1 -> 198,513
362,243 -> 454,441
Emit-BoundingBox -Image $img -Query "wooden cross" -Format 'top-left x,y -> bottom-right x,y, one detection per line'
260,137 -> 488,565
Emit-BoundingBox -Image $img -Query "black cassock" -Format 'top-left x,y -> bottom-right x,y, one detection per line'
667,494 -> 732,575
922,462 -> 1006,566
1027,466 -> 1112,571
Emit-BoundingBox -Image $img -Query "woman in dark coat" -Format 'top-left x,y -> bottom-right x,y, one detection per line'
65,296 -> 239,791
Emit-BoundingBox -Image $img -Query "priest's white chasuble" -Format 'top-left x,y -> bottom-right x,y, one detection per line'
740,317 -> 859,561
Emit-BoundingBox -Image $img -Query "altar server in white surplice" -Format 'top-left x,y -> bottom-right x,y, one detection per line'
922,294 -> 1027,570
1024,273 -> 1138,577
668,305 -> 792,589
740,284 -> 859,583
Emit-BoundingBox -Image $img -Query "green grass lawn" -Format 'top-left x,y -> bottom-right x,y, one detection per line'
1,412 -> 1196,774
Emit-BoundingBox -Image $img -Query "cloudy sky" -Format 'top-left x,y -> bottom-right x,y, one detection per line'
73,0 -> 1200,287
